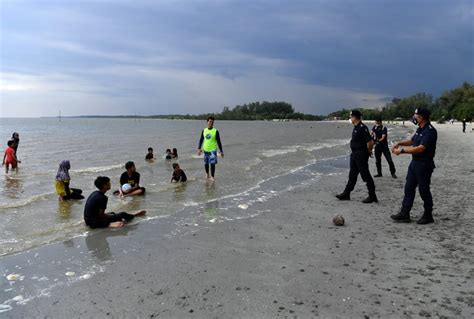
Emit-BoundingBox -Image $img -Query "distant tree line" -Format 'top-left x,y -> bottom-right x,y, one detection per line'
73,82 -> 472,122
146,101 -> 323,121
328,82 -> 474,122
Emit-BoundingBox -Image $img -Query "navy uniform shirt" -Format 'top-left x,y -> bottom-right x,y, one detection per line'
372,125 -> 388,147
351,122 -> 372,152
411,122 -> 437,161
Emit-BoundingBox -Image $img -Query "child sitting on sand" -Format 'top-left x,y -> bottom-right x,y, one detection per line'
145,147 -> 154,161
55,160 -> 85,201
84,176 -> 146,229
2,140 -> 19,174
171,163 -> 187,183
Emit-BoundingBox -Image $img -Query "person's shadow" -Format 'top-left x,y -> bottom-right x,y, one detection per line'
85,226 -> 135,262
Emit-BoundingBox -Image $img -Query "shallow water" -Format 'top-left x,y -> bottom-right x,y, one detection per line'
0,118 -> 374,256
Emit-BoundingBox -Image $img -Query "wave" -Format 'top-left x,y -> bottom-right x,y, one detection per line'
71,163 -> 124,174
260,139 -> 348,158
0,192 -> 55,210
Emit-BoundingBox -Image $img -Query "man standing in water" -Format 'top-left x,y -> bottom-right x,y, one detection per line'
198,116 -> 224,181
391,108 -> 437,224
336,110 -> 378,203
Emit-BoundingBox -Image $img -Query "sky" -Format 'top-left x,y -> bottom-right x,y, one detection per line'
0,0 -> 473,117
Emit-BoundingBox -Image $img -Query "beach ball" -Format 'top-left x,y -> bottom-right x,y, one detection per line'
122,183 -> 132,192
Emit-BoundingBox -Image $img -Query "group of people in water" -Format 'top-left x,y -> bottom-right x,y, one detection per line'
145,147 -> 179,161
3,117 -> 224,230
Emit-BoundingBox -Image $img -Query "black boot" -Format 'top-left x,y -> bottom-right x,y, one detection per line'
362,192 -> 378,203
416,210 -> 434,225
391,208 -> 411,222
374,174 -> 382,178
336,192 -> 350,200
391,173 -> 398,179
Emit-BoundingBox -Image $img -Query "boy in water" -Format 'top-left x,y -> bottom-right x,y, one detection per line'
164,149 -> 172,160
84,176 -> 146,229
145,147 -> 154,161
171,148 -> 178,159
117,161 -> 146,197
171,163 -> 187,183
2,140 -> 18,174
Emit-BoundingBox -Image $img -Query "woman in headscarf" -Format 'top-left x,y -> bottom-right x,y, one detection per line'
55,160 -> 84,201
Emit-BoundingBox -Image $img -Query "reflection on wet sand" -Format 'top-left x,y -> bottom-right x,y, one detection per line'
85,226 -> 134,262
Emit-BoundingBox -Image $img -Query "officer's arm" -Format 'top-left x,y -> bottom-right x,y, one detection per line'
399,145 -> 426,154
394,139 -> 413,147
367,140 -> 374,152
379,134 -> 386,142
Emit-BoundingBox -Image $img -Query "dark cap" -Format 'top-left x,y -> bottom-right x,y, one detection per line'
350,110 -> 362,118
414,108 -> 430,118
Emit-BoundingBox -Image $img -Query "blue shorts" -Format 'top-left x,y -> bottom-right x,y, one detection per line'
204,151 -> 218,165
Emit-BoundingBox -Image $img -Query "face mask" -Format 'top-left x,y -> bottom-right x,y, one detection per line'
412,116 -> 418,125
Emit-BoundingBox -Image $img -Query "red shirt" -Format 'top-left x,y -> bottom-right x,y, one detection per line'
4,146 -> 16,162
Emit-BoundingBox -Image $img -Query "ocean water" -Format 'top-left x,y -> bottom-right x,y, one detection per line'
0,118 -> 365,256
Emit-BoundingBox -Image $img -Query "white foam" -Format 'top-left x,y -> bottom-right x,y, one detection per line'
261,140 -> 348,158
0,192 -> 55,209
71,163 -> 123,174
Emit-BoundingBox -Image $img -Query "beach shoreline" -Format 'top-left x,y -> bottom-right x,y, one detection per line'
1,123 -> 473,318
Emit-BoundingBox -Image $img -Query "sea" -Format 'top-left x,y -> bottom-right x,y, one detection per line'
0,118 -> 404,257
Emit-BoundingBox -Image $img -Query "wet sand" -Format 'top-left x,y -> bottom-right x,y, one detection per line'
2,124 -> 473,318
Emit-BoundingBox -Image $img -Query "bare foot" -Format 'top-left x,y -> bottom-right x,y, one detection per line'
109,221 -> 124,228
132,210 -> 146,217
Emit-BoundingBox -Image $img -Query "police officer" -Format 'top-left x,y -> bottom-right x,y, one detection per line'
336,110 -> 378,203
391,108 -> 437,224
372,117 -> 397,178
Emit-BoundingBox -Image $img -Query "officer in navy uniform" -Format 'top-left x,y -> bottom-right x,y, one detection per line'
372,117 -> 397,178
391,108 -> 437,224
336,110 -> 378,203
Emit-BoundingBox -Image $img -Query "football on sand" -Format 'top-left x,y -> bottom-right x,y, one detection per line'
333,214 -> 345,226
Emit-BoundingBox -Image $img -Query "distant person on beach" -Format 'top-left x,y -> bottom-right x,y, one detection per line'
84,176 -> 146,229
171,163 -> 187,183
172,148 -> 178,159
198,116 -> 224,181
371,118 -> 397,178
462,119 -> 467,133
391,108 -> 437,225
336,110 -> 378,203
115,161 -> 146,197
145,147 -> 154,161
164,149 -> 172,160
55,160 -> 84,201
2,140 -> 18,174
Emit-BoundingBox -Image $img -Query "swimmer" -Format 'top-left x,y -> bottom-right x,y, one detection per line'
171,163 -> 187,183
